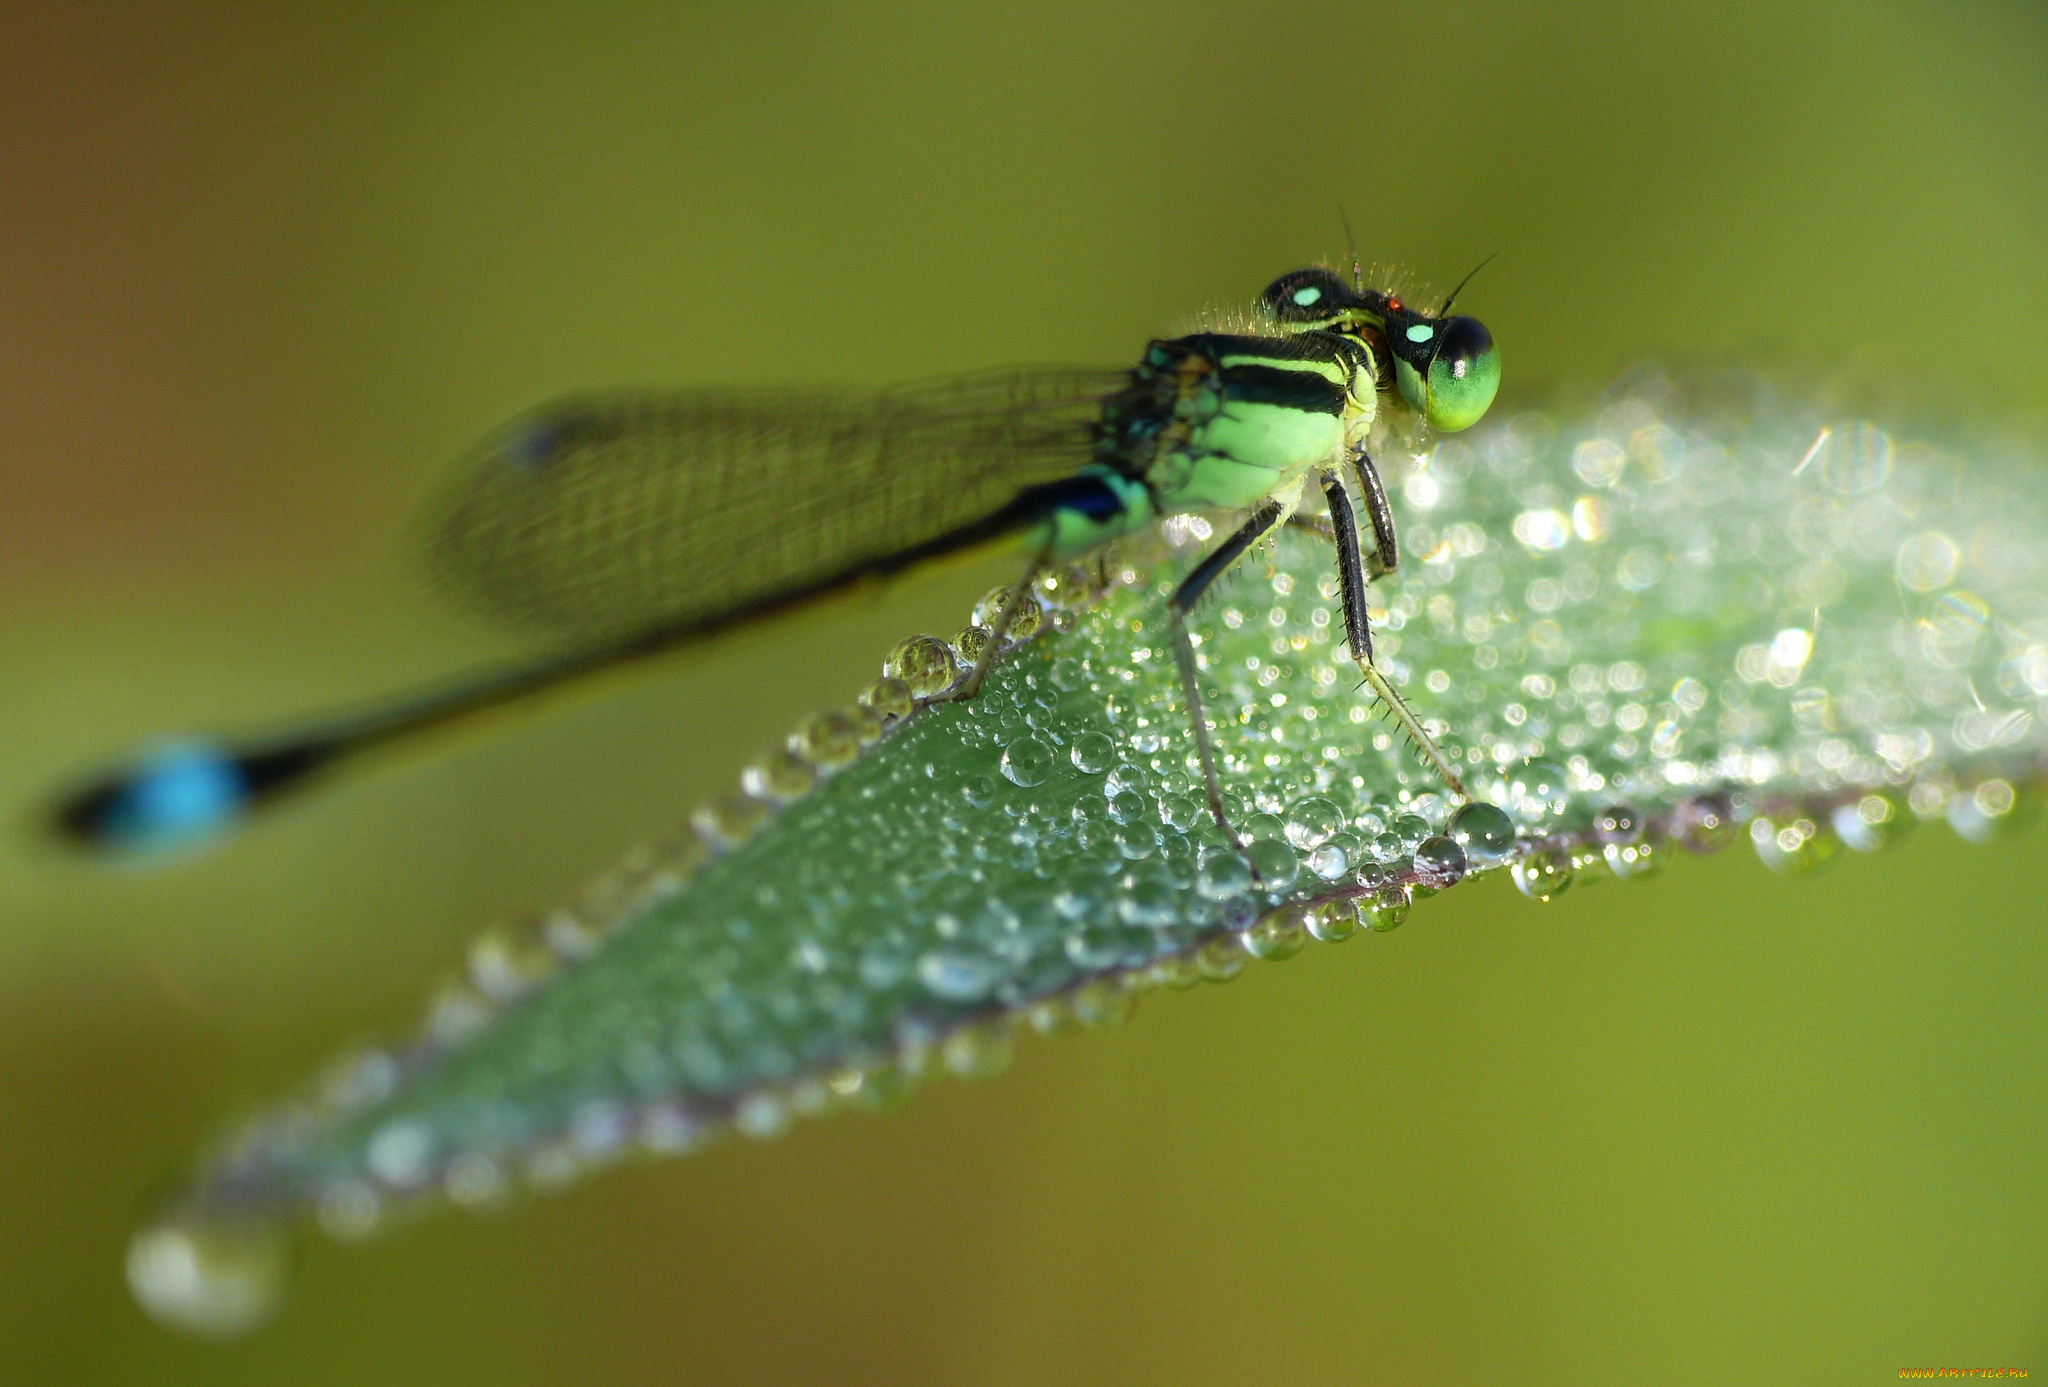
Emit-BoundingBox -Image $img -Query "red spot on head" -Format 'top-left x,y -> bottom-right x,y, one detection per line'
1386,296 -> 1403,313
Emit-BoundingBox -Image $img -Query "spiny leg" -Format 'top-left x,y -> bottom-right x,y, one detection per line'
955,550 -> 1050,700
1348,442 -> 1400,581
1291,459 -> 1396,576
1166,501 -> 1284,850
1321,468 -> 1469,799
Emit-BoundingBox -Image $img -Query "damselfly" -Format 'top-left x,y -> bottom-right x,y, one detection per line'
51,263 -> 1500,855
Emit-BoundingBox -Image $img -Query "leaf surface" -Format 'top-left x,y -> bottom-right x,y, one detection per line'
131,369 -> 2048,1334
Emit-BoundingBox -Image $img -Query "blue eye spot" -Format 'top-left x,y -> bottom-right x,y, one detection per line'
1291,286 -> 1323,307
1406,324 -> 1434,343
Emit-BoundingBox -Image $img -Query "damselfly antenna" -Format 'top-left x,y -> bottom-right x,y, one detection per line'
1437,251 -> 1499,316
1338,206 -> 1364,293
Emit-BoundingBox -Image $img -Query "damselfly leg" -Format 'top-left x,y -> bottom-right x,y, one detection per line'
1322,447 -> 1468,798
1163,501 -> 1287,852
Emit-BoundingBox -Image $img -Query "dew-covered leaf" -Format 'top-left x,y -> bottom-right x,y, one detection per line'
130,368 -> 2048,1334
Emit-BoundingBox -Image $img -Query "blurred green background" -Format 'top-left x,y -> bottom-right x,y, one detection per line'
3,3 -> 2044,1382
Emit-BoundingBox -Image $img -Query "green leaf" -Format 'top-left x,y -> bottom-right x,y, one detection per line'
128,368 -> 2048,1335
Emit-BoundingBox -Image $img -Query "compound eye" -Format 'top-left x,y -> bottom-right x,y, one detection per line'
1259,267 -> 1359,324
1422,315 -> 1500,432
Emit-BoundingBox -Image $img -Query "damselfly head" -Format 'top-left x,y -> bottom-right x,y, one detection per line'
1386,308 -> 1501,433
1388,252 -> 1503,432
1261,265 -> 1501,432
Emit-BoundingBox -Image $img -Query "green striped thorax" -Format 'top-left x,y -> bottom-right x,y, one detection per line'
1112,330 -> 1371,512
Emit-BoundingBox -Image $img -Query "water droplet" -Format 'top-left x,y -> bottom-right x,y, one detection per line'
1447,801 -> 1515,866
846,702 -> 887,746
941,1021 -> 1014,1079
1749,815 -> 1839,873
859,676 -> 915,721
1388,812 -> 1431,849
1052,880 -> 1100,921
1240,908 -> 1308,961
1363,885 -> 1412,932
1511,848 -> 1573,901
1816,421 -> 1893,494
316,1179 -> 382,1241
1412,834 -> 1468,889
1241,811 -> 1289,842
1507,759 -> 1572,828
1025,996 -> 1079,1034
1196,848 -> 1254,901
1148,954 -> 1204,988
466,925 -> 557,1004
1106,789 -> 1149,824
1304,900 -> 1357,943
1512,508 -> 1572,552
1833,792 -> 1911,852
971,585 -> 1044,641
1282,796 -> 1343,847
638,1102 -> 706,1154
366,1119 -> 438,1188
1104,763 -> 1150,797
848,1064 -> 919,1111
1069,731 -> 1117,774
1000,736 -> 1055,787
917,951 -> 1005,1001
1671,793 -> 1736,854
1592,803 -> 1643,845
127,1212 -> 294,1340
1047,655 -> 1088,691
1117,869 -> 1178,926
1069,979 -> 1135,1027
735,1093 -> 790,1140
1064,922 -> 1131,969
1307,834 -> 1355,881
570,1100 -> 632,1161
432,1147 -> 505,1208
1569,846 -> 1613,886
952,625 -> 993,666
962,774 -> 998,808
1245,838 -> 1299,889
1949,780 -> 2023,843
790,710 -> 864,769
884,635 -> 961,698
691,793 -> 770,852
1196,936 -> 1246,980
1604,835 -> 1669,879
1896,531 -> 1961,593
742,748 -> 818,804
1112,824 -> 1158,860
1159,794 -> 1206,832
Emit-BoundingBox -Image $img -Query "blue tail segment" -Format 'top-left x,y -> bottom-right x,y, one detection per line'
51,737 -> 338,856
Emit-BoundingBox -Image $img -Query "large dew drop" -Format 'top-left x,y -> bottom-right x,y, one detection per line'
126,1212 -> 294,1339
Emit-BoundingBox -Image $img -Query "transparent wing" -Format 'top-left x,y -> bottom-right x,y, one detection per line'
421,367 -> 1127,640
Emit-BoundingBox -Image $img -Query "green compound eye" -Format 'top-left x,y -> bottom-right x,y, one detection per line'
1395,315 -> 1499,432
